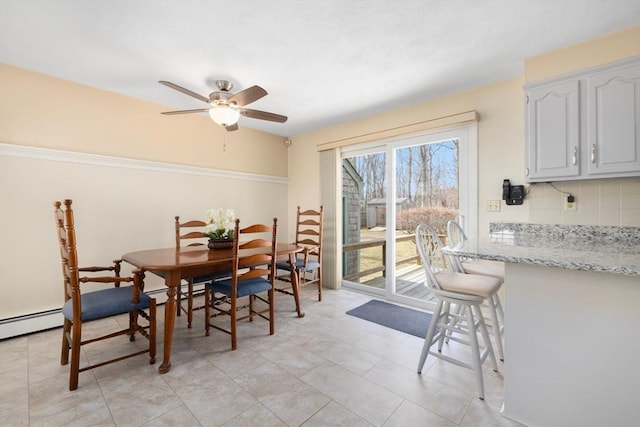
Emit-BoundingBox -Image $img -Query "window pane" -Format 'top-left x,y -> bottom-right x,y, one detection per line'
342,152 -> 387,289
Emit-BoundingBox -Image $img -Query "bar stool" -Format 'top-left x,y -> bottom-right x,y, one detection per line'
415,224 -> 499,400
447,220 -> 505,361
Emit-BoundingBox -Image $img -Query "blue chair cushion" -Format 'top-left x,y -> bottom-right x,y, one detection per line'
62,286 -> 152,322
276,259 -> 320,273
208,277 -> 272,298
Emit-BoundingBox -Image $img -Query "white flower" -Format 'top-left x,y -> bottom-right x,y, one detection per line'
204,208 -> 236,239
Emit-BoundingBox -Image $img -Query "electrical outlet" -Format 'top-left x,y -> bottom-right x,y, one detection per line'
564,196 -> 577,211
486,200 -> 501,212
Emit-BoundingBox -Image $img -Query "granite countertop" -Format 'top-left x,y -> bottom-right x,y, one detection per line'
441,223 -> 640,276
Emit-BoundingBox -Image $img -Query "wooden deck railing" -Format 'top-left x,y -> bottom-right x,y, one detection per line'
342,234 -> 420,282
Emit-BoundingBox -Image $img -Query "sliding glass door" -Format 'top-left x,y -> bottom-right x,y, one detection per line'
340,125 -> 475,308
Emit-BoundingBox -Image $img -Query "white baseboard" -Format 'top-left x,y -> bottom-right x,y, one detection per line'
0,288 -> 172,340
0,310 -> 64,340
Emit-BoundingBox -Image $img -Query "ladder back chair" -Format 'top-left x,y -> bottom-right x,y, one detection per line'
415,223 -> 499,400
447,219 -> 505,360
276,206 -> 323,304
54,199 -> 156,390
204,218 -> 278,350
175,215 -> 212,328
174,216 -> 230,328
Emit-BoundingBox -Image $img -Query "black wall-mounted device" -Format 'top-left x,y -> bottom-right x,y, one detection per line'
503,179 -> 524,205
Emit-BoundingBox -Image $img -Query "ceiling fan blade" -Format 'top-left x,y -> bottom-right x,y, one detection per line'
228,85 -> 267,107
224,123 -> 239,132
159,81 -> 210,103
239,108 -> 288,123
161,108 -> 209,115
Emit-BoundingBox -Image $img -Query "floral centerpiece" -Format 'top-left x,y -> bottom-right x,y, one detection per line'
204,208 -> 236,249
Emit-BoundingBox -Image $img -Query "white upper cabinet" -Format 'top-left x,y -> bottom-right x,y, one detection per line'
586,62 -> 640,176
526,80 -> 580,181
525,57 -> 640,182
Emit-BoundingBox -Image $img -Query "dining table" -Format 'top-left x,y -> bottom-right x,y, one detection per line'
122,243 -> 302,374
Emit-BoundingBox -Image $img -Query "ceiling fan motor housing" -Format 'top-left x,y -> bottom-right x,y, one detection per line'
215,80 -> 233,92
209,80 -> 235,103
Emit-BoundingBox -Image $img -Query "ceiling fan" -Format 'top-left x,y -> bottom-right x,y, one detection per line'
159,80 -> 287,131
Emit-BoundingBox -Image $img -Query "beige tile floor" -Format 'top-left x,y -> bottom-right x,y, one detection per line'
0,285 -> 524,426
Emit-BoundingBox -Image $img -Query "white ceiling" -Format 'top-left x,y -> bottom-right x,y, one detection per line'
1,1 -> 639,137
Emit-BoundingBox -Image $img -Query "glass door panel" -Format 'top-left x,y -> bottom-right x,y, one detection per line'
341,151 -> 387,296
392,140 -> 459,303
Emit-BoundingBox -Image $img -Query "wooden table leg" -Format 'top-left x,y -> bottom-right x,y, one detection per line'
159,270 -> 179,374
289,253 -> 305,318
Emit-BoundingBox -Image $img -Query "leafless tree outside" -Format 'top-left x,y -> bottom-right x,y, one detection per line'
347,140 -> 458,211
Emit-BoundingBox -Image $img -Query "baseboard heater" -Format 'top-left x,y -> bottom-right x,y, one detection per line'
0,287 -> 172,340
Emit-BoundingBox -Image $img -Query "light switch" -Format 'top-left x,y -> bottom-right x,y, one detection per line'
486,200 -> 501,212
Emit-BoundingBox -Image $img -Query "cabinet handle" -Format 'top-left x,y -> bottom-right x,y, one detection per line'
591,144 -> 597,163
572,147 -> 577,165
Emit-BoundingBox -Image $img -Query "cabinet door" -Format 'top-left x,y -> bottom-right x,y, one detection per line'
526,80 -> 580,181
587,62 -> 640,176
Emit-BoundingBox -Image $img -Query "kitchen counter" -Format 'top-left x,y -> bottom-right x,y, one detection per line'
442,223 -> 640,427
442,223 -> 640,276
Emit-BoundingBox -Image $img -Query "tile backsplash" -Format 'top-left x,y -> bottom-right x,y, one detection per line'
526,177 -> 640,226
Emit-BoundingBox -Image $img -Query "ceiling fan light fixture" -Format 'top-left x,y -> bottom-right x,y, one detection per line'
208,105 -> 240,126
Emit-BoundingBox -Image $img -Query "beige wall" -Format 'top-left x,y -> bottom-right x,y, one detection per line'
0,150 -> 289,319
0,63 -> 288,176
287,26 -> 640,241
289,76 -> 529,240
0,64 -> 289,322
525,26 -> 640,82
